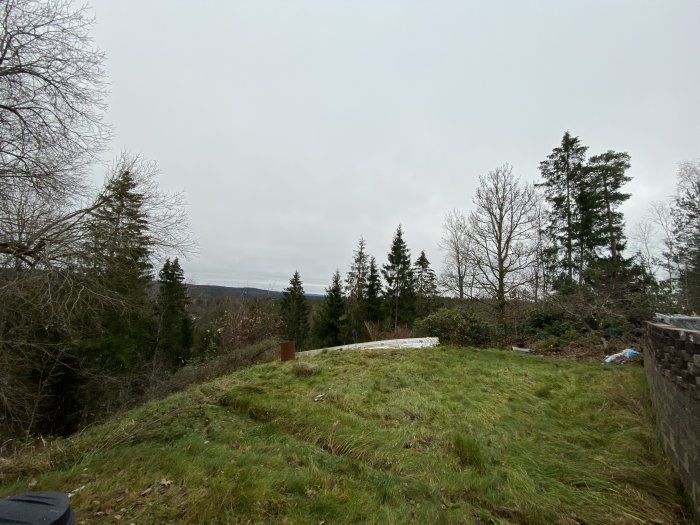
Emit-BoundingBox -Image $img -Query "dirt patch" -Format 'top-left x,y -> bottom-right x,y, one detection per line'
527,335 -> 645,363
533,345 -> 607,362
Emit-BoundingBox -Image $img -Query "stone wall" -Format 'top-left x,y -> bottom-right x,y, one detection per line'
644,322 -> 700,521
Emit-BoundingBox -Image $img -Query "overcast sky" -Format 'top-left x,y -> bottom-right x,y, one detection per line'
88,0 -> 700,294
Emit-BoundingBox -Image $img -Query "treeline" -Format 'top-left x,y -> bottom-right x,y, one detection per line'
0,1 -> 198,438
1,154 -> 197,437
280,134 -> 700,352
0,0 -> 280,441
278,229 -> 440,351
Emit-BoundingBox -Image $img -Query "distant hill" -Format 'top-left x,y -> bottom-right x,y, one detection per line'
186,283 -> 282,299
186,283 -> 322,300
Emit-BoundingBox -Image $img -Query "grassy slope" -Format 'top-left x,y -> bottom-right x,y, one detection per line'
0,347 -> 690,525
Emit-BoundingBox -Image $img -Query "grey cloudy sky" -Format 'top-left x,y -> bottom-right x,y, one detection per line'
88,0 -> 700,294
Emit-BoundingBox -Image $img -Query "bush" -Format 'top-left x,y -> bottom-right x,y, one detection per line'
414,308 -> 491,347
523,306 -> 584,339
191,296 -> 281,358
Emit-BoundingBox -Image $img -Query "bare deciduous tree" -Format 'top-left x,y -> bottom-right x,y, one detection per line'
530,190 -> 549,302
648,201 -> 680,291
672,159 -> 700,312
438,208 -> 474,300
468,164 -> 537,325
629,221 -> 658,275
0,179 -> 105,269
0,0 -> 109,200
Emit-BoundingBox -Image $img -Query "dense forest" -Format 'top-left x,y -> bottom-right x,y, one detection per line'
1,0 -> 698,442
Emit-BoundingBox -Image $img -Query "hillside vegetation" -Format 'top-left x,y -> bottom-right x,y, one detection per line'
0,347 -> 690,524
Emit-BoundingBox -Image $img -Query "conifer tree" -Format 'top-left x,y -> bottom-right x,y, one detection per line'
280,271 -> 311,350
538,131 -> 589,286
540,140 -> 633,287
88,170 -> 153,289
345,237 -> 370,341
312,271 -> 346,348
366,256 -> 383,324
414,250 -> 438,317
586,151 -> 632,271
156,258 -> 193,368
81,169 -> 155,370
382,225 -> 416,328
346,237 -> 369,301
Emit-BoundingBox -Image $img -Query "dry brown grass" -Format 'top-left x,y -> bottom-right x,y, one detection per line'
142,338 -> 280,402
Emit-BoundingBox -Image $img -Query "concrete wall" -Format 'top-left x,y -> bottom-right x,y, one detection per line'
644,322 -> 700,521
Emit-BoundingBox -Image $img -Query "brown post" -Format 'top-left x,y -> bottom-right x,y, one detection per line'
280,340 -> 296,361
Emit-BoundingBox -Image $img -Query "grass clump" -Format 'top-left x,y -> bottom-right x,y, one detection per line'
451,433 -> 488,471
0,347 -> 691,524
291,361 -> 320,376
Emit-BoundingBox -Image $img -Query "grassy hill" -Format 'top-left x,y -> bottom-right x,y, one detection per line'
0,347 -> 691,524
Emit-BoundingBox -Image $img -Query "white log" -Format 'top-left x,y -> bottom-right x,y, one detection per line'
301,337 -> 440,356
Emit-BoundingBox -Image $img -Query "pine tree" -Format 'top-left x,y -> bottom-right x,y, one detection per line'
345,237 -> 370,341
538,132 -> 589,287
155,258 -> 193,369
382,225 -> 416,328
414,250 -> 438,318
280,271 -> 311,350
312,271 -> 346,348
586,151 -> 632,275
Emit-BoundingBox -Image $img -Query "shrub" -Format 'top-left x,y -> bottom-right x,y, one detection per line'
414,308 -> 491,347
191,296 -> 281,358
523,306 -> 584,339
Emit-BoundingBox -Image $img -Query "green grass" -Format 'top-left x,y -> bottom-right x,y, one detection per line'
0,347 -> 691,524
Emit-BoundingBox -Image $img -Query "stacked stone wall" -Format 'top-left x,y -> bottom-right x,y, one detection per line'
644,322 -> 700,522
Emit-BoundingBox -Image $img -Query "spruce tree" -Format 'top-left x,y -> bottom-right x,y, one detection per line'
88,170 -> 152,288
366,256 -> 383,324
312,271 -> 346,348
81,169 -> 154,370
382,225 -> 416,328
156,258 -> 193,369
414,250 -> 438,318
345,237 -> 370,341
280,271 -> 311,350
346,237 -> 369,300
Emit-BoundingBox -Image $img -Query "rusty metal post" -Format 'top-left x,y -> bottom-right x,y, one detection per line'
280,340 -> 296,361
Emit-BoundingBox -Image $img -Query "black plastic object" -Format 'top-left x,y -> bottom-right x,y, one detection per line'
0,492 -> 75,525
